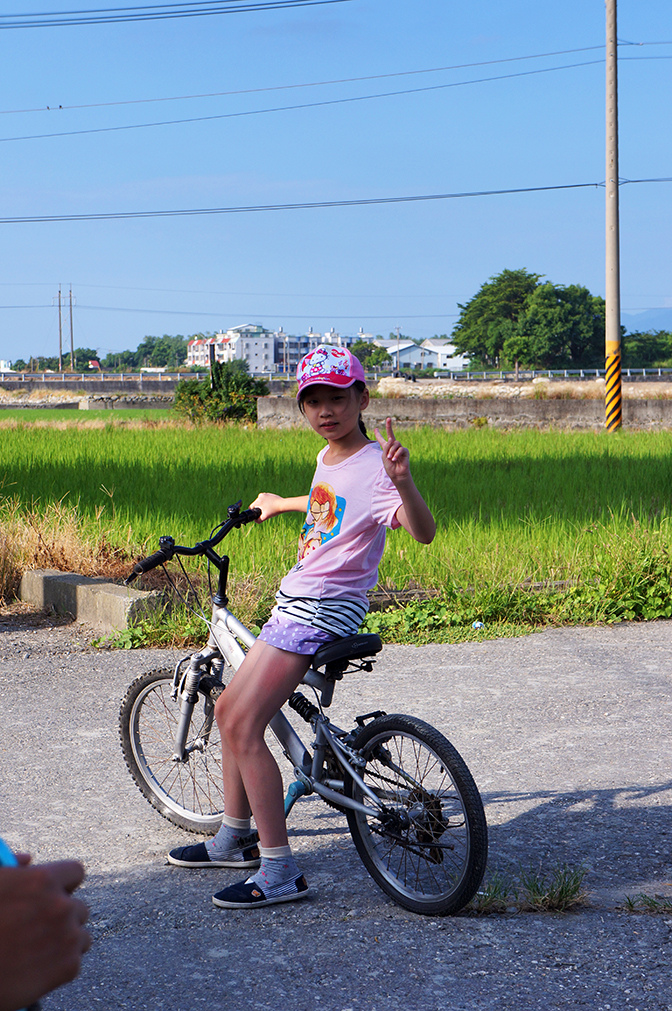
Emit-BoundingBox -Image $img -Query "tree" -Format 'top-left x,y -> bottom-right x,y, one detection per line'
504,283 -> 605,370
452,269 -> 541,368
68,347 -> 99,370
622,330 -> 672,368
451,269 -> 605,370
174,359 -> 269,423
350,340 -> 392,370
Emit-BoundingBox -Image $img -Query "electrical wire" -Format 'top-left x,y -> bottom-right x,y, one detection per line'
0,59 -> 609,144
0,42 -> 668,118
0,45 -> 610,116
0,179 -> 641,225
0,0 -> 352,29
0,302 -> 460,318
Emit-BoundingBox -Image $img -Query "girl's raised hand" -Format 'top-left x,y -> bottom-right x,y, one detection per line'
374,417 -> 411,484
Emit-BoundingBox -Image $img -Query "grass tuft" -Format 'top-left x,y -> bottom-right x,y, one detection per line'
518,863 -> 589,912
469,864 -> 588,915
623,893 -> 672,914
470,871 -> 516,914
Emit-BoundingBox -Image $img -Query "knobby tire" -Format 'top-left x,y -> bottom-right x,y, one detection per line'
119,668 -> 225,834
344,714 -> 487,915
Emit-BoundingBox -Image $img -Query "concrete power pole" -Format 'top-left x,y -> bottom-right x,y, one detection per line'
605,0 -> 622,431
69,287 -> 75,372
57,287 -> 63,371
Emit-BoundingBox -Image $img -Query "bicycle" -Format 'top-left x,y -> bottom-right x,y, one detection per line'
118,501 -> 488,916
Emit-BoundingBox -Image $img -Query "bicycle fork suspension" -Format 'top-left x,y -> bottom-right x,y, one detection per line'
170,651 -> 216,761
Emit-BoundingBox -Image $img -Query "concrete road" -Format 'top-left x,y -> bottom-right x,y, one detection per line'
0,612 -> 670,1011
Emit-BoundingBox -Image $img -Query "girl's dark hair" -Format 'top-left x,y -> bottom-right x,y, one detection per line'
298,379 -> 368,437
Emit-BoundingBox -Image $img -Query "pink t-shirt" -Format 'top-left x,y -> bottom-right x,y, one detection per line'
279,441 -> 403,605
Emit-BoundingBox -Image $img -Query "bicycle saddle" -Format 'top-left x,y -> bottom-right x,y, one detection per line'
312,633 -> 382,674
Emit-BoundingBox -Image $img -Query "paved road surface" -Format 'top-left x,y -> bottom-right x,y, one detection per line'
0,613 -> 670,1011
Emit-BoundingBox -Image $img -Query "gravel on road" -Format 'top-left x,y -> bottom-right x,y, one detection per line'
0,610 -> 670,1011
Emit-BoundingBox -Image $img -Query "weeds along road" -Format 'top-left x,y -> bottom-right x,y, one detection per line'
0,613 -> 670,1011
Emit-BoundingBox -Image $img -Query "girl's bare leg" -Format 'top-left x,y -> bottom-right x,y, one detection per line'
214,640 -> 311,849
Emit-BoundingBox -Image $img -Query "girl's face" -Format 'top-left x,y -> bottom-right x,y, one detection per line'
300,384 -> 369,443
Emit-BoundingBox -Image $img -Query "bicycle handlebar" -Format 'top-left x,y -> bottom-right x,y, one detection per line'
125,504 -> 261,584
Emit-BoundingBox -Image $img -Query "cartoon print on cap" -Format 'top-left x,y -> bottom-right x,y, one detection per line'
296,344 -> 365,395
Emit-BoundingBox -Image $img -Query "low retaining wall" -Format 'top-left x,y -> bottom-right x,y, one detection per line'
0,377 -> 181,395
20,569 -> 163,631
79,395 -> 174,410
258,396 -> 672,430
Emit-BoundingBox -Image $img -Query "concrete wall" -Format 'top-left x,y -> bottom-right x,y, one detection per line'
258,396 -> 672,430
0,377 -> 181,395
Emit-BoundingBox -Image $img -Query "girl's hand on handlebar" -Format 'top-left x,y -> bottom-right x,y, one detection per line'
249,492 -> 285,522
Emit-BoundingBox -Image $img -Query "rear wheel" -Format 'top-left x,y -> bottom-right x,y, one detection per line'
344,714 -> 487,915
119,668 -> 225,834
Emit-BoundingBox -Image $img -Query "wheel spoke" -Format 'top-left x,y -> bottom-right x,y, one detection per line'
345,715 -> 487,915
120,670 -> 225,833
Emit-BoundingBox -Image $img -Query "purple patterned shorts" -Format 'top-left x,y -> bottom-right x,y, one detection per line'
257,612 -> 338,655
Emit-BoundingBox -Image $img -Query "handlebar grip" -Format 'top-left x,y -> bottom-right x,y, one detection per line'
125,549 -> 170,584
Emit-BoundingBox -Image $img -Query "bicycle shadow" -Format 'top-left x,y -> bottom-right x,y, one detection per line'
277,777 -> 672,906
480,781 -> 672,903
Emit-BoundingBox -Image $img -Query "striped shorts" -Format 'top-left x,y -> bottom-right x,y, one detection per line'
256,590 -> 368,655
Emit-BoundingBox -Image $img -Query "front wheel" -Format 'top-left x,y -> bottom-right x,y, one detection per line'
119,668 -> 225,834
344,714 -> 487,915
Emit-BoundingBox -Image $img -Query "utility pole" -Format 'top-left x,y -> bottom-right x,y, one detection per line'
69,287 -> 75,372
395,326 -> 400,373
605,0 -> 622,431
57,287 -> 63,371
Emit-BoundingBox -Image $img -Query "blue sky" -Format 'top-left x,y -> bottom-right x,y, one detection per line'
1,0 -> 670,364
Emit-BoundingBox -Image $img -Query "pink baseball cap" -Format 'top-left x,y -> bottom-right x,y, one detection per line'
296,345 -> 366,398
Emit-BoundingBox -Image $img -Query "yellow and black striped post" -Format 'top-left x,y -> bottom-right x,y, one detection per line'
604,1 -> 622,432
605,348 -> 622,431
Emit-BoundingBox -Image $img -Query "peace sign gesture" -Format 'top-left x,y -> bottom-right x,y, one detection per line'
374,417 -> 411,485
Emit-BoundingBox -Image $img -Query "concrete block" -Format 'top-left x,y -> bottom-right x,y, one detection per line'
19,569 -> 163,631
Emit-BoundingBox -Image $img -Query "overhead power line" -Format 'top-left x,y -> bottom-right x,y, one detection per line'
0,59 -> 609,144
0,45 -> 608,115
1,42 -> 668,118
0,302 -> 458,319
0,0 -> 352,29
2,177 -> 671,225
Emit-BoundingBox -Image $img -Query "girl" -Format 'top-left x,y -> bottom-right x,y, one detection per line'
168,345 -> 435,909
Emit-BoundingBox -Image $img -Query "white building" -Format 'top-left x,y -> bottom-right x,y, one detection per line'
373,339 -> 437,371
187,324 -> 276,373
188,324 -> 376,375
420,338 -> 470,372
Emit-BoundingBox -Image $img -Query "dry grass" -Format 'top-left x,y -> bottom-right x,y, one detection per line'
0,495 -> 133,604
0,389 -> 82,406
0,416 -> 190,431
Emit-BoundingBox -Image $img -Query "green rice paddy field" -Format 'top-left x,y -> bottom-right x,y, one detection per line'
3,421 -> 672,625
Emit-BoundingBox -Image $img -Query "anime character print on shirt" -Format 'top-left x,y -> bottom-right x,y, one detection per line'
297,482 -> 345,562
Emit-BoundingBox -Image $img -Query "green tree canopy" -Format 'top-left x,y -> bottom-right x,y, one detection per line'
451,269 -> 606,369
174,359 -> 269,423
622,330 -> 672,368
350,340 -> 392,369
452,269 -> 540,368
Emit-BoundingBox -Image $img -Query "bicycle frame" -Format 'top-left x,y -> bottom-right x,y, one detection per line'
170,597 -> 386,821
